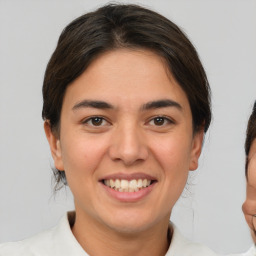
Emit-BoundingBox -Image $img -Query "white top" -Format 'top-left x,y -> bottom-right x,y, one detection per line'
0,212 -> 255,256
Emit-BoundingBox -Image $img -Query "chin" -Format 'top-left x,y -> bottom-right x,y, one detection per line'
100,210 -> 161,234
107,221 -> 152,235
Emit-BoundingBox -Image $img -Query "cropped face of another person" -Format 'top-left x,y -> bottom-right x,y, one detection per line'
248,140 -> 256,182
248,138 -> 256,239
45,49 -> 203,234
243,102 -> 256,238
245,102 -> 256,183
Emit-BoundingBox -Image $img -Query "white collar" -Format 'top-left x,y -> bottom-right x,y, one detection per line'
4,211 -> 249,255
56,211 -> 215,256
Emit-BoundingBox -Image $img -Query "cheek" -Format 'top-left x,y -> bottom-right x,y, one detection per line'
60,135 -> 107,182
152,134 -> 192,194
149,137 -> 192,213
152,134 -> 192,172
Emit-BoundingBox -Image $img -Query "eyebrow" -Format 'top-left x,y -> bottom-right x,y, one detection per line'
72,99 -> 182,112
72,100 -> 114,111
141,99 -> 182,111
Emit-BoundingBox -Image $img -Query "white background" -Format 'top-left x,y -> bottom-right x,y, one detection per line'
0,0 -> 256,254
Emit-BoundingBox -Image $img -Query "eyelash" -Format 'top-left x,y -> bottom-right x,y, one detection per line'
147,116 -> 175,127
82,115 -> 174,127
82,116 -> 110,127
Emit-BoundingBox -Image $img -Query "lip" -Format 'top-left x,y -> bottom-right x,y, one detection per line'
100,172 -> 157,181
100,181 -> 156,202
99,172 -> 157,202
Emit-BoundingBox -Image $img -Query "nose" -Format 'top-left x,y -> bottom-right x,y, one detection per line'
108,123 -> 149,166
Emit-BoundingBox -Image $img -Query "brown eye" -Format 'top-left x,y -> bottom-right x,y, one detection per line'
153,117 -> 165,126
91,117 -> 103,126
148,116 -> 174,127
83,116 -> 108,127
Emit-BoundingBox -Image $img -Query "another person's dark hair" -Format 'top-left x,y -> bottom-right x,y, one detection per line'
42,3 -> 211,189
245,101 -> 256,177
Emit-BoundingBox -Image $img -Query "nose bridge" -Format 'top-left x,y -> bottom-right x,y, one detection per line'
109,119 -> 148,165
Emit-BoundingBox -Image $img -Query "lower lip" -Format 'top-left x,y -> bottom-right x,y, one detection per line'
100,182 -> 156,202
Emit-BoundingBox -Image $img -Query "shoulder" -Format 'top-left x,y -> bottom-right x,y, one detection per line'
167,224 -> 219,256
167,224 -> 255,256
0,212 -> 86,256
0,225 -> 57,256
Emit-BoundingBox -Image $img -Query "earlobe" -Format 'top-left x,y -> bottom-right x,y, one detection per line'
44,121 -> 64,171
189,130 -> 204,171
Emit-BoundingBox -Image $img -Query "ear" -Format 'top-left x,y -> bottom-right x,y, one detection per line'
189,129 -> 204,171
44,121 -> 64,171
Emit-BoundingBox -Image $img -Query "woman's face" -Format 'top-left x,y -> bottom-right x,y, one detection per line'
46,49 -> 203,234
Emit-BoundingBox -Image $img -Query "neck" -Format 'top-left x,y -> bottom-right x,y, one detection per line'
71,209 -> 171,256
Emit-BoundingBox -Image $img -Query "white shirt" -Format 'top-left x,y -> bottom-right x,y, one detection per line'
0,212 -> 255,256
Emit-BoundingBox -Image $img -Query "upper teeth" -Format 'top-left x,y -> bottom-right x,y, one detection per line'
104,179 -> 151,192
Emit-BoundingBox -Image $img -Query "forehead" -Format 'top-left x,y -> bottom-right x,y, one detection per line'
64,49 -> 190,110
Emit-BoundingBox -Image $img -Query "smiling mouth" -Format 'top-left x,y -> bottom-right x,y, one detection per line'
102,179 -> 156,192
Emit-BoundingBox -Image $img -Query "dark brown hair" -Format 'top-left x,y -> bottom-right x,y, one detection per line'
42,3 -> 212,189
245,101 -> 256,177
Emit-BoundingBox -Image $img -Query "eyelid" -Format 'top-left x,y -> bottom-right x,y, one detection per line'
80,115 -> 175,128
147,115 -> 175,126
81,116 -> 111,127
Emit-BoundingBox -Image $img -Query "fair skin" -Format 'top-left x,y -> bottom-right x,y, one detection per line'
45,49 -> 204,256
243,139 -> 256,243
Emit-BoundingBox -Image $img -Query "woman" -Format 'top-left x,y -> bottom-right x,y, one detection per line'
0,4 -> 255,256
